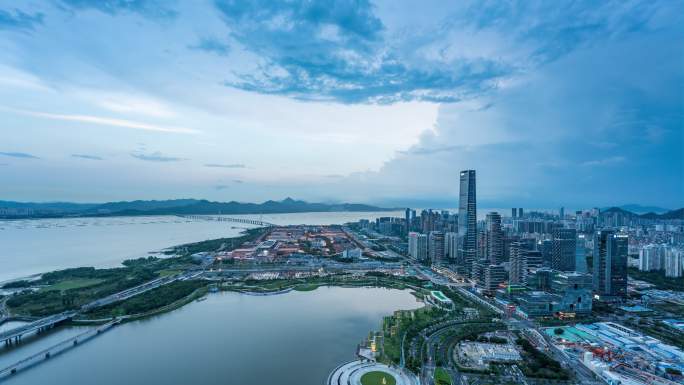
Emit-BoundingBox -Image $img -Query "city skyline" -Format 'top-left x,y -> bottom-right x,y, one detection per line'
0,2 -> 682,385
0,1 -> 682,207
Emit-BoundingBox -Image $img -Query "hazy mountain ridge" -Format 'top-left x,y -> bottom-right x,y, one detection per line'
601,207 -> 683,220
0,198 -> 395,218
606,204 -> 671,214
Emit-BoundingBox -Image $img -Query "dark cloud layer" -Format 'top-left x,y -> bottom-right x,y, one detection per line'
214,0 -> 661,104
0,9 -> 43,31
131,151 -> 184,162
339,16 -> 684,208
71,154 -> 103,160
57,0 -> 175,18
0,151 -> 40,159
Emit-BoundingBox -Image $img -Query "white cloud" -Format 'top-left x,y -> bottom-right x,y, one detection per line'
95,93 -> 177,119
6,108 -> 199,134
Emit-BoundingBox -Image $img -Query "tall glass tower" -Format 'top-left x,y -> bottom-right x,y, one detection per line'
458,170 -> 477,275
593,230 -> 628,299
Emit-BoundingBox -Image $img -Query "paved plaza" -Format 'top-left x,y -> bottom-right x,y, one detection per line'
327,360 -> 419,385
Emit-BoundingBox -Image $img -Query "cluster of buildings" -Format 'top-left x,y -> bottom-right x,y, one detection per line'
546,322 -> 684,385
216,225 -> 362,263
356,170 -> 683,320
637,244 -> 683,278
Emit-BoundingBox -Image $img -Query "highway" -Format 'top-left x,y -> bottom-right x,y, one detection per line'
0,318 -> 120,380
0,312 -> 77,345
2,270 -> 201,345
421,266 -> 602,385
80,270 -> 201,311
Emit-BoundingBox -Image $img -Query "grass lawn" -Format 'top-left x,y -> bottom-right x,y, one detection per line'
434,367 -> 452,385
360,371 -> 397,385
157,269 -> 182,278
293,283 -> 319,291
43,278 -> 104,292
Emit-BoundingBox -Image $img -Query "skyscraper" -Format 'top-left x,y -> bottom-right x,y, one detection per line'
593,230 -> 628,299
551,228 -> 577,271
485,212 -> 503,264
458,170 -> 477,275
445,232 -> 459,263
510,241 -> 528,285
575,234 -> 588,273
405,208 -> 411,235
518,208 -> 524,218
408,232 -> 428,262
428,231 -> 445,265
511,208 -> 517,218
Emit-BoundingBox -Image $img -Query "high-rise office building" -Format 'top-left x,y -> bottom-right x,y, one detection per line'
408,232 -> 428,262
551,228 -> 577,271
539,239 -> 552,267
593,230 -> 628,299
405,208 -> 411,235
512,208 -> 517,218
559,207 -> 565,219
429,231 -> 445,265
518,208 -> 524,218
503,235 -> 520,263
475,262 -> 506,293
458,170 -> 477,275
575,234 -> 588,273
445,232 -> 459,263
510,242 -> 528,285
485,212 -> 503,264
550,272 -> 593,315
523,250 -> 543,270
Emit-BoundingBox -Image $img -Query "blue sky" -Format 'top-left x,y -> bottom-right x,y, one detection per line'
0,0 -> 682,208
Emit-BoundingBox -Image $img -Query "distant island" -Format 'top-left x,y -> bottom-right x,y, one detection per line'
0,198 -> 397,219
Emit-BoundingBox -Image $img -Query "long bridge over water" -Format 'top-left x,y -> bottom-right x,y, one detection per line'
1,312 -> 77,346
0,319 -> 120,379
178,215 -> 276,227
0,270 -> 202,379
1,270 -> 200,347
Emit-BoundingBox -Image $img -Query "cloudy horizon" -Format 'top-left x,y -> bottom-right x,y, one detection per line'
1,1 -> 682,208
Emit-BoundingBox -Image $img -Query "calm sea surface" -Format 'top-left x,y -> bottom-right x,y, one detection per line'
0,287 -> 422,385
0,211 -> 402,282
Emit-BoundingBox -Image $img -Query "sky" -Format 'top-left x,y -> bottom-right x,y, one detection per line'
0,0 -> 682,208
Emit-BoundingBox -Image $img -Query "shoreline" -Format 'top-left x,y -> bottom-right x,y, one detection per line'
68,278 -> 426,326
0,208 -> 400,221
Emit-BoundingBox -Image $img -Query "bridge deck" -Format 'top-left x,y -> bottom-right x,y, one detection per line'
178,215 -> 276,227
0,312 -> 75,342
0,319 -> 119,379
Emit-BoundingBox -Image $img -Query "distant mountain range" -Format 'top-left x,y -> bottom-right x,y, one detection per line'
604,204 -> 671,214
601,206 -> 683,220
0,198 -> 395,218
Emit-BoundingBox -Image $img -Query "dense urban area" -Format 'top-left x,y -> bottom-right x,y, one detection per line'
1,170 -> 683,385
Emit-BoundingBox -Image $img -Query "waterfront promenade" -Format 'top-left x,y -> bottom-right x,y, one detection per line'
327,360 -> 420,385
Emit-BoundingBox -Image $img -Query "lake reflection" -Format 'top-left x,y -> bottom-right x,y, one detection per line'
4,286 -> 422,385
